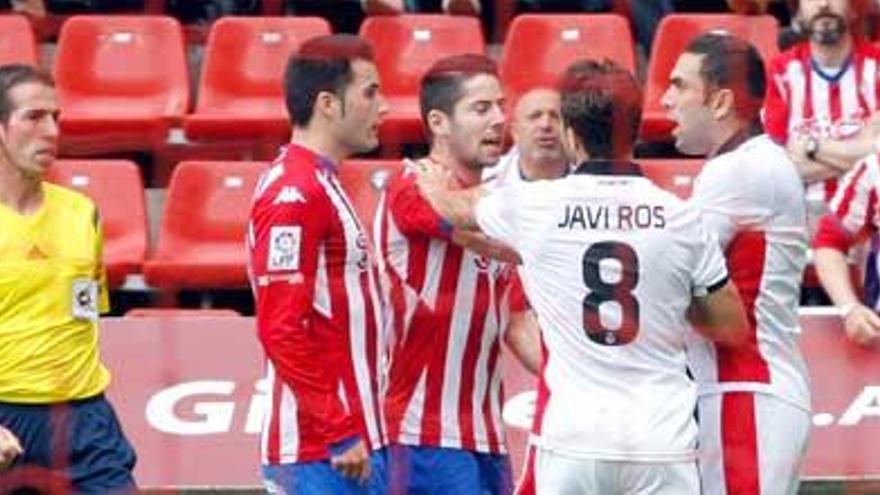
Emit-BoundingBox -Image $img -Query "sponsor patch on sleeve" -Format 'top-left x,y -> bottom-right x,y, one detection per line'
268,226 -> 301,272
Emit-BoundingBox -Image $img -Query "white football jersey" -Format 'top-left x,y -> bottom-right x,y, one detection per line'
475,161 -> 729,462
482,147 -> 524,187
688,135 -> 811,412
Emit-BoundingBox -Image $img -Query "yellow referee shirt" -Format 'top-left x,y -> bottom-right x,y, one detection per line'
0,182 -> 110,403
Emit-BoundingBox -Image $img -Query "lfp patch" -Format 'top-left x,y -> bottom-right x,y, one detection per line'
268,226 -> 301,272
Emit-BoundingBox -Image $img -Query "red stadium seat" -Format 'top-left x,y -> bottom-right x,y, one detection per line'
500,14 -> 636,100
639,158 -> 704,200
0,15 -> 38,66
46,160 -> 148,288
144,160 -> 269,288
53,16 -> 189,155
360,15 -> 485,145
641,14 -> 780,142
340,159 -> 404,235
124,308 -> 241,317
184,17 -> 331,143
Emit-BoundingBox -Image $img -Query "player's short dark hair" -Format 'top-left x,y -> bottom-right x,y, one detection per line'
0,64 -> 54,124
419,54 -> 498,129
284,34 -> 374,127
558,59 -> 641,160
684,32 -> 766,122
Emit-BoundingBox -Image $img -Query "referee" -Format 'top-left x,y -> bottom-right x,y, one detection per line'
0,64 -> 136,492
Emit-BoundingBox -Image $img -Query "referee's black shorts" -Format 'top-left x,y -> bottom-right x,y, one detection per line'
0,393 -> 137,493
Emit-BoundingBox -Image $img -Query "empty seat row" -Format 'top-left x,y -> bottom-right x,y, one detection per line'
46,158 -> 703,289
1,13 -> 780,151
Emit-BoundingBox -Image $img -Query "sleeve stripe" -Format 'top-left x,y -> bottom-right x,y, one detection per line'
813,214 -> 856,252
832,160 -> 869,218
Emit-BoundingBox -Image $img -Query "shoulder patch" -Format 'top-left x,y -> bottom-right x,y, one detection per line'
268,226 -> 301,271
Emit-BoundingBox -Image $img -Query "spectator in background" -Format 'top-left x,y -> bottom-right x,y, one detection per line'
764,0 -> 880,324
0,64 -> 137,491
766,0 -> 879,186
812,145 -> 880,345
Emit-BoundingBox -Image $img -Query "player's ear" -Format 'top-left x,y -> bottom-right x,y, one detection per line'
314,90 -> 341,121
710,88 -> 735,121
427,109 -> 450,138
563,125 -> 585,162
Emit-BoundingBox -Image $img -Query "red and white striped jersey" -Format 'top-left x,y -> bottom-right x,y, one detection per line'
475,160 -> 730,462
764,39 -> 880,201
247,144 -> 387,465
688,135 -> 811,412
814,153 -> 880,273
375,166 -> 514,454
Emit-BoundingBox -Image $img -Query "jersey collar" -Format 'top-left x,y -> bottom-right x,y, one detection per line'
809,53 -> 852,84
712,125 -> 759,158
517,163 -> 572,181
283,143 -> 339,174
572,160 -> 642,177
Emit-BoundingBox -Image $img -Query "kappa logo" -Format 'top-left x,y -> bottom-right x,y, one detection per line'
273,186 -> 305,205
370,169 -> 391,191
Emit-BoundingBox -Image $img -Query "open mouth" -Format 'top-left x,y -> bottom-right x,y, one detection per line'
481,136 -> 503,151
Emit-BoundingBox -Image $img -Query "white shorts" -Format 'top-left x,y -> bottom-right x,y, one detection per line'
697,392 -> 810,495
516,446 -> 699,495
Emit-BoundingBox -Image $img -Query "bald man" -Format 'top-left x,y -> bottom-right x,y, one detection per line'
485,87 -> 570,185
482,87 -> 571,374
